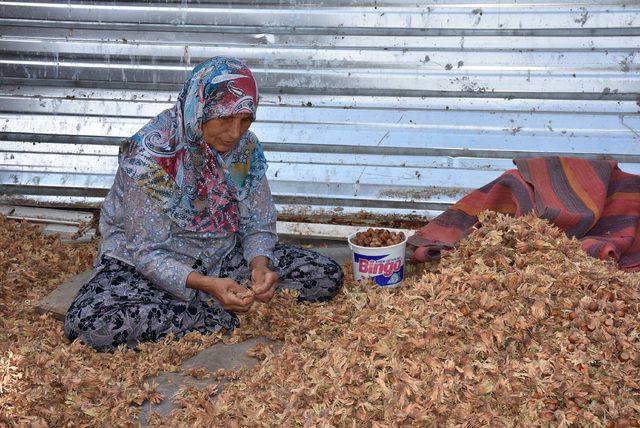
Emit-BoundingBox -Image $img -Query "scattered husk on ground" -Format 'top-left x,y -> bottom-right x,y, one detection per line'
160,212 -> 640,427
2,212 -> 639,426
0,216 -> 220,426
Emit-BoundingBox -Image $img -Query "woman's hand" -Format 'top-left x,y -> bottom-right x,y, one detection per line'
187,272 -> 254,312
250,256 -> 279,303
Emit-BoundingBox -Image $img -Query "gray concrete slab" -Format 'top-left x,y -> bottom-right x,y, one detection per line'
33,238 -> 347,422
139,337 -> 282,425
279,237 -> 353,266
32,237 -> 350,425
34,269 -> 93,320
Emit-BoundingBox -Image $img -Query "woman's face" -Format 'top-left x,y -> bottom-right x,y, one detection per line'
202,113 -> 253,153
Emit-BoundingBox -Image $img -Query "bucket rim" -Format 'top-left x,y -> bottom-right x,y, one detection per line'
347,228 -> 408,251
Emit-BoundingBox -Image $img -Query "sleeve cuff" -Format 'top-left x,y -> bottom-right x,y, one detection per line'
174,266 -> 197,302
244,248 -> 279,270
138,257 -> 196,302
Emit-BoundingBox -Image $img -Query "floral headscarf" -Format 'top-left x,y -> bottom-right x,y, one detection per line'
119,56 -> 267,234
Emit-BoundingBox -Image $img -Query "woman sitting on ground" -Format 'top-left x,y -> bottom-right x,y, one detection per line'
65,57 -> 344,351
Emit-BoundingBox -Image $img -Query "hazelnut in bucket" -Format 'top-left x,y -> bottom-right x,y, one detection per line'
348,228 -> 407,288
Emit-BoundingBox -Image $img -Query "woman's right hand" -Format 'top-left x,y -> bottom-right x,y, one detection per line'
187,272 -> 254,312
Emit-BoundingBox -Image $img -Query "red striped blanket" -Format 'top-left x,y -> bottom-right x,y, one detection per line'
408,157 -> 640,271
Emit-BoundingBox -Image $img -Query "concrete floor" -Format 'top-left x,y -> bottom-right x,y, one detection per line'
138,336 -> 283,424
35,238 -> 353,424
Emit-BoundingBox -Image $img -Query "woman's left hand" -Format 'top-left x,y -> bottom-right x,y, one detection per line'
250,256 -> 279,303
251,266 -> 279,302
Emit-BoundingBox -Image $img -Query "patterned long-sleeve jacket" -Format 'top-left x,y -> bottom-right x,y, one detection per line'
97,141 -> 278,302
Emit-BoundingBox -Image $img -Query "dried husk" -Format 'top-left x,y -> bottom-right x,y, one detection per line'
2,212 -> 639,427
0,216 -> 221,426
162,212 -> 640,427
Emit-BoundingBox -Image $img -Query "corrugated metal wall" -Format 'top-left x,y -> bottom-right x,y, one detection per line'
1,1 -> 639,223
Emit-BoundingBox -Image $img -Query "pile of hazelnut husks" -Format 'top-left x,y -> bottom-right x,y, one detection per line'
3,212 -> 639,427
351,228 -> 406,247
162,212 -> 639,427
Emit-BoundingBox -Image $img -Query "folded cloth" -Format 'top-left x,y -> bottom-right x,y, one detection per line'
408,157 -> 640,271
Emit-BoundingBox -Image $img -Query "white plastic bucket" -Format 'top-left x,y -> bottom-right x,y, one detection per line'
347,229 -> 408,288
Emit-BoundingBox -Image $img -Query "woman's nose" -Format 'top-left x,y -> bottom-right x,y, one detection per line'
228,117 -> 242,139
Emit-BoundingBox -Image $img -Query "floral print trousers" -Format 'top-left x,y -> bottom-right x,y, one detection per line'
64,243 -> 343,351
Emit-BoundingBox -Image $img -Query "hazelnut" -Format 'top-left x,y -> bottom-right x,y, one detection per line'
540,410 -> 555,421
575,319 -> 588,331
534,239 -> 548,250
351,228 -> 404,248
617,418 -> 631,428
